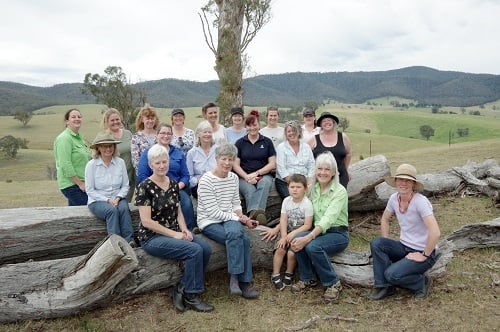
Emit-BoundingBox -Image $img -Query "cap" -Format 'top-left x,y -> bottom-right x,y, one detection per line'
171,108 -> 185,116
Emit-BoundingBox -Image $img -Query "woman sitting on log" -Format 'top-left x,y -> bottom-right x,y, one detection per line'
289,151 -> 350,302
136,144 -> 214,312
197,143 -> 260,299
369,164 -> 440,300
85,132 -> 134,246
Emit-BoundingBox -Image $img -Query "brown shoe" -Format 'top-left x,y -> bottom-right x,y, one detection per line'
323,281 -> 342,302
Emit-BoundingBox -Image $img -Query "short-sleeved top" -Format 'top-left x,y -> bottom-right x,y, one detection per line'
312,132 -> 349,188
135,177 -> 180,242
131,131 -> 156,171
260,126 -> 284,148
171,127 -> 195,156
386,192 -> 434,251
234,134 -> 276,174
53,128 -> 91,190
211,124 -> 228,145
281,196 -> 314,232
225,127 -> 247,144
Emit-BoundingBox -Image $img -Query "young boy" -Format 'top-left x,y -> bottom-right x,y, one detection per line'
271,174 -> 313,290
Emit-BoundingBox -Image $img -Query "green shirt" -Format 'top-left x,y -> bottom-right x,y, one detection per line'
54,128 -> 91,190
309,181 -> 348,233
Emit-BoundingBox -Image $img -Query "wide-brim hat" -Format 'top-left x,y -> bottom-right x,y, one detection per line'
317,112 -> 339,126
90,132 -> 121,149
385,163 -> 424,192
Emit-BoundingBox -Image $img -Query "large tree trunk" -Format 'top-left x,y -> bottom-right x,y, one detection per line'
215,0 -> 245,123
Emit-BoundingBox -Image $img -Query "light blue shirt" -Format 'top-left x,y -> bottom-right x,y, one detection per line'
225,127 -> 247,144
276,140 -> 315,182
85,156 -> 129,205
186,145 -> 217,188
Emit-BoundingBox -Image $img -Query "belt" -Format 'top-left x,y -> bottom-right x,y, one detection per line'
328,226 -> 348,232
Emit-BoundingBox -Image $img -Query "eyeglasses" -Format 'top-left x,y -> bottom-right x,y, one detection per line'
177,137 -> 184,147
159,131 -> 172,136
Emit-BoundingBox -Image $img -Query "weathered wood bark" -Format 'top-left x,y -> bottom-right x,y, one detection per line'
445,218 -> 500,251
0,235 -> 137,323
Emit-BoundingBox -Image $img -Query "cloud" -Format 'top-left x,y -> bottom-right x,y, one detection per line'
0,0 -> 499,86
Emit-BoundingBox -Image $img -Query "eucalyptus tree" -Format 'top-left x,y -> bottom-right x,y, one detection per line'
199,0 -> 271,123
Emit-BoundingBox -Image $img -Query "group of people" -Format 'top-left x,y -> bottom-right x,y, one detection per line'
53,103 -> 441,312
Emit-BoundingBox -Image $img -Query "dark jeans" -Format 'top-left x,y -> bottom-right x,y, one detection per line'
61,184 -> 88,206
180,188 -> 195,230
140,234 -> 211,294
275,178 -> 289,200
370,237 -> 436,293
293,227 -> 349,287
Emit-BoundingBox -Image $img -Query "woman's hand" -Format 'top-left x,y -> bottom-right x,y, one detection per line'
406,251 -> 427,262
78,182 -> 86,192
290,235 -> 311,252
260,226 -> 279,242
107,197 -> 120,208
182,230 -> 193,242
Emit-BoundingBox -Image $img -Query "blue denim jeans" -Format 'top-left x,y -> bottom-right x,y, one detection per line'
293,228 -> 349,287
370,237 -> 436,293
61,184 -> 88,206
274,177 -> 289,200
201,220 -> 253,283
238,174 -> 273,212
140,234 -> 211,294
180,189 -> 195,230
89,200 -> 134,243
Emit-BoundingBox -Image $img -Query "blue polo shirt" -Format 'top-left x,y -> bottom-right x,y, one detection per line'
235,134 -> 276,174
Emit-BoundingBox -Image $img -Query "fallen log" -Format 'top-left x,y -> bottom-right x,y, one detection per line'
2,217 -> 499,323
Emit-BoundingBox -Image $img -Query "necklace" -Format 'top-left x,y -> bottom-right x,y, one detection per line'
398,192 -> 414,213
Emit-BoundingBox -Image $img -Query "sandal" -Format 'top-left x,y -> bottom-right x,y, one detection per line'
271,275 -> 285,291
283,272 -> 294,286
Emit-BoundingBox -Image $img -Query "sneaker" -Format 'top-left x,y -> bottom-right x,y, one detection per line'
229,274 -> 242,295
415,275 -> 432,300
323,280 -> 342,302
240,282 -> 259,299
291,279 -> 318,293
283,272 -> 294,286
271,275 -> 285,291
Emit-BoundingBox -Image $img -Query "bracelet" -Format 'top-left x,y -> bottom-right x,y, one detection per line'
310,232 -> 316,240
422,251 -> 430,258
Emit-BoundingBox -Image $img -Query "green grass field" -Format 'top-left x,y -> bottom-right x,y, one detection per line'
0,102 -> 499,331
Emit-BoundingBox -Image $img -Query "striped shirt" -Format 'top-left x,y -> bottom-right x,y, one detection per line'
196,171 -> 242,230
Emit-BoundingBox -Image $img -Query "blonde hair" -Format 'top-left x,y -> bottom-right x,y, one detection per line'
101,108 -> 122,130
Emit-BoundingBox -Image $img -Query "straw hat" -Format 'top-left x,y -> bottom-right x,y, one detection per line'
385,163 -> 424,192
90,132 -> 121,149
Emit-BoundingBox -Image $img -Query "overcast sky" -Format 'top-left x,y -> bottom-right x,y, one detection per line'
1,0 -> 499,87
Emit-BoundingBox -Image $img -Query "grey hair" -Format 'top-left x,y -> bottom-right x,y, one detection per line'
310,151 -> 339,198
194,120 -> 215,147
215,142 -> 237,160
147,144 -> 169,164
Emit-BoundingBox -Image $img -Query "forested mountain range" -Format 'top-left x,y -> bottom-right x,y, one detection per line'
1,66 -> 500,115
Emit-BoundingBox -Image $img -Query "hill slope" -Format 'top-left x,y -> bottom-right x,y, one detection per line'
1,66 -> 499,114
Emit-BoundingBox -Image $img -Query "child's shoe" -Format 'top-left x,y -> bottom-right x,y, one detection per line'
271,275 -> 285,291
283,272 -> 294,286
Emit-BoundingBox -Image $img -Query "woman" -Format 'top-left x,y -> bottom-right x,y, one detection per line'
85,132 -> 134,245
301,107 -> 320,143
131,103 -> 159,173
202,102 -> 227,145
186,120 -> 217,199
225,107 -> 247,144
171,108 -> 195,156
275,120 -> 315,199
101,108 -> 135,201
308,112 -> 352,188
198,143 -> 259,299
233,114 -> 276,225
53,108 -> 91,206
369,164 -> 440,300
289,151 -> 349,303
137,124 -> 195,230
136,144 -> 213,312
